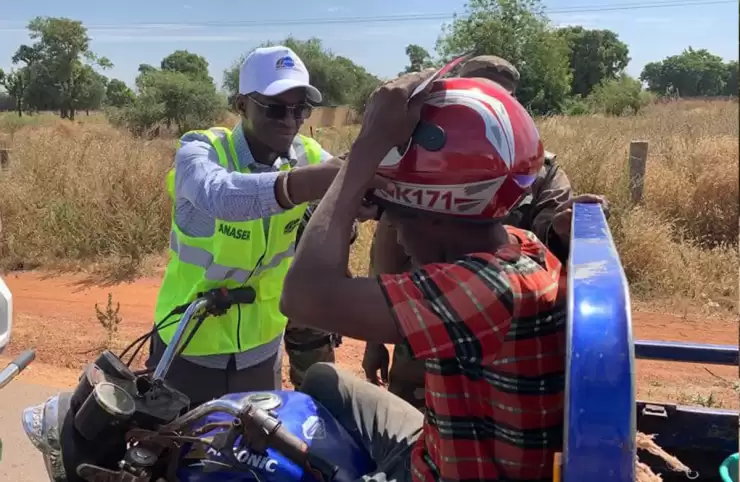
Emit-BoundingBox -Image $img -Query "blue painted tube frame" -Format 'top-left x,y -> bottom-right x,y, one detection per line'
564,203 -> 636,481
634,340 -> 738,366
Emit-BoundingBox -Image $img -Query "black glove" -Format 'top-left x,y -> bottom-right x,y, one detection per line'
362,343 -> 389,386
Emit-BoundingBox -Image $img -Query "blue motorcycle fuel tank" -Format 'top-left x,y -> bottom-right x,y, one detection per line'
176,391 -> 376,482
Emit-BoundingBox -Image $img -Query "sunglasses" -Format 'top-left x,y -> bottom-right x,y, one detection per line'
247,96 -> 313,120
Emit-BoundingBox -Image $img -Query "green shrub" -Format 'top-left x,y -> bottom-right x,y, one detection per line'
588,74 -> 649,116
562,96 -> 592,116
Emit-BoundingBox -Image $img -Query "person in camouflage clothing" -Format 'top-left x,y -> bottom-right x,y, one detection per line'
362,55 -> 607,409
284,199 -> 358,389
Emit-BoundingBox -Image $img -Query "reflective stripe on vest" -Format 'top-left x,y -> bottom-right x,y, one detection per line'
155,127 -> 323,356
168,230 -> 296,284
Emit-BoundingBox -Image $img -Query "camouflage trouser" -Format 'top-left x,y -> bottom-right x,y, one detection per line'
388,343 -> 426,412
284,320 -> 336,389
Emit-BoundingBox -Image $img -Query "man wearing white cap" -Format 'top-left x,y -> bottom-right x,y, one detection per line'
145,46 -> 376,405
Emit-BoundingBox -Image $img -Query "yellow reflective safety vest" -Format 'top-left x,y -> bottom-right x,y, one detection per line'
154,127 -> 323,356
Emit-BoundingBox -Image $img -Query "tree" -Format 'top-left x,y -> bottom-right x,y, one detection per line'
0,45 -> 42,117
15,17 -> 112,119
222,37 -> 381,109
105,79 -> 135,107
138,64 -> 156,74
22,63 -> 61,113
401,44 -> 435,74
640,47 -> 728,97
436,0 -> 572,114
160,50 -> 213,84
723,60 -> 738,96
557,26 -> 630,97
113,53 -> 226,137
0,91 -> 14,112
74,66 -> 108,113
0,69 -> 28,117
140,69 -> 224,132
135,64 -> 157,91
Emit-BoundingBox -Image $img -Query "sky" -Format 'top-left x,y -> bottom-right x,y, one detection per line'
0,0 -> 737,90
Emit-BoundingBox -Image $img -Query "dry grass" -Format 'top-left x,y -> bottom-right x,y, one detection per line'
536,99 -> 739,309
0,100 -> 737,307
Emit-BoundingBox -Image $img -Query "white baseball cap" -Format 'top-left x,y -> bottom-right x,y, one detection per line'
238,46 -> 322,103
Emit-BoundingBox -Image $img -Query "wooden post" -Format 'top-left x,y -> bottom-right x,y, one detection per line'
0,148 -> 9,169
309,126 -> 314,138
628,141 -> 649,203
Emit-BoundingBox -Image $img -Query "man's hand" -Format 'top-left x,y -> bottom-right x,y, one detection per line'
279,73 -> 437,344
551,194 -> 609,242
362,343 -> 390,385
353,70 -> 437,169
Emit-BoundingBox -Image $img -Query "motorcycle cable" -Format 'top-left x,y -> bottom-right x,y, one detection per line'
124,314 -> 202,373
122,285 -> 257,371
118,289 -> 233,368
119,314 -> 179,368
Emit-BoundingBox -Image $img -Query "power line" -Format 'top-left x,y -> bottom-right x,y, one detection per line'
95,0 -> 737,29
61,0 -> 735,31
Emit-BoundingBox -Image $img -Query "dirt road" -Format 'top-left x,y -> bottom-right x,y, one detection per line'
0,380 -> 58,481
2,271 -> 738,408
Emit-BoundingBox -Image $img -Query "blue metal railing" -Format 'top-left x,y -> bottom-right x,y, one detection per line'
634,340 -> 738,366
565,203 -> 636,481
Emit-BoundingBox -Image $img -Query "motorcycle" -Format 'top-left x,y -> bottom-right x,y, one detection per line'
21,286 -> 376,482
17,203 -> 740,481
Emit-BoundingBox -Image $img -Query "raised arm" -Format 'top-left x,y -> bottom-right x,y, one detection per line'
281,72 -> 434,344
175,133 -> 287,221
175,133 -> 345,222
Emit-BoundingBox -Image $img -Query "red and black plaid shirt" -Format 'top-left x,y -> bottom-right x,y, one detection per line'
379,227 -> 567,482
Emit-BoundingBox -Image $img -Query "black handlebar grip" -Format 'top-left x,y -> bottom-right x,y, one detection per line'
243,405 -> 339,480
230,287 -> 256,305
12,349 -> 36,371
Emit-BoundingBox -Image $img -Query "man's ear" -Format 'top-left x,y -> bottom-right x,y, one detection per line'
234,94 -> 248,117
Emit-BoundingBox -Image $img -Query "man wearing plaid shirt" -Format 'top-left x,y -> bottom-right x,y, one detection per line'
281,72 -> 569,481
363,55 -> 607,408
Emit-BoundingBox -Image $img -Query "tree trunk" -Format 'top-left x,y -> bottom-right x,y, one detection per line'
15,99 -> 22,117
69,108 -> 76,121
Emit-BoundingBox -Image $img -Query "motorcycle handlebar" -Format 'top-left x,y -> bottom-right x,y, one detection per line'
160,396 -> 338,481
152,287 -> 257,382
0,349 -> 36,390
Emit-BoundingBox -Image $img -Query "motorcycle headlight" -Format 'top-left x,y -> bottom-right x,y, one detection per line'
22,394 -> 67,481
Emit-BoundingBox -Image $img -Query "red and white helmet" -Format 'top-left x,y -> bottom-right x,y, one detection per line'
374,77 -> 544,221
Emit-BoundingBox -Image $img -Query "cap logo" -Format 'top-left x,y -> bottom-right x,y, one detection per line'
276,56 -> 296,70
